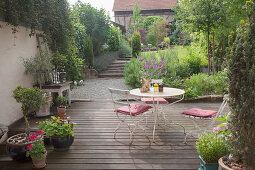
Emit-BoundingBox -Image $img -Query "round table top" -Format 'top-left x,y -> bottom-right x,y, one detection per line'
130,87 -> 185,98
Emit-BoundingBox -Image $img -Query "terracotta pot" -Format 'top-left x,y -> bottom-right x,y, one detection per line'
57,107 -> 66,117
32,151 -> 47,169
218,157 -> 233,170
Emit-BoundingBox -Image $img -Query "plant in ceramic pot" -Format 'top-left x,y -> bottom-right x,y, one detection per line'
37,121 -> 51,145
6,86 -> 47,161
55,96 -> 67,117
26,132 -> 47,169
43,116 -> 75,151
196,132 -> 229,170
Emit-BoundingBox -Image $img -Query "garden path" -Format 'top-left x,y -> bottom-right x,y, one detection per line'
71,78 -> 129,100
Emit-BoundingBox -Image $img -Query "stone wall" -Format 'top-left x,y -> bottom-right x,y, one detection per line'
0,21 -> 39,127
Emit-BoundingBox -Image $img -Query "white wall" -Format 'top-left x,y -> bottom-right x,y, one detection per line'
0,21 -> 39,126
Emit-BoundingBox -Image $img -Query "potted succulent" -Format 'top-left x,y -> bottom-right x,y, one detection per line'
196,132 -> 229,170
55,96 -> 67,117
43,116 -> 75,151
6,86 -> 47,161
26,132 -> 47,169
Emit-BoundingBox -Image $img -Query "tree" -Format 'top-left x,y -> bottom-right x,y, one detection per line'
143,16 -> 164,31
131,2 -> 143,32
107,26 -> 120,51
131,31 -> 141,58
178,0 -> 225,75
228,1 -> 255,167
147,19 -> 168,47
73,2 -> 111,55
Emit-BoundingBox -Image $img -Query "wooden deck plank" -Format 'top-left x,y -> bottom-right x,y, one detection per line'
0,101 -> 224,169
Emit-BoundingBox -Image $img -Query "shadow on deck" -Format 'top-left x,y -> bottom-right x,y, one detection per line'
0,101 -> 223,169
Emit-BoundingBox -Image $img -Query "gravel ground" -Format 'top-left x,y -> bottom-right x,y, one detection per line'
71,78 -> 130,100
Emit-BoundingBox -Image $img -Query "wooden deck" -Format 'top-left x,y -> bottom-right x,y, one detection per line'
0,101 -> 223,169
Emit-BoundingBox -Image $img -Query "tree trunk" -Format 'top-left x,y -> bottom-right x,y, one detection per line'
207,30 -> 210,75
24,114 -> 31,132
212,31 -> 215,75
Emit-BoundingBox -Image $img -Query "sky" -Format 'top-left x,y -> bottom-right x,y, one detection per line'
68,0 -> 115,20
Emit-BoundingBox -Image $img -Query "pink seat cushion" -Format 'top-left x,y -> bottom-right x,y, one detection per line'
116,104 -> 152,116
181,108 -> 217,118
141,98 -> 169,104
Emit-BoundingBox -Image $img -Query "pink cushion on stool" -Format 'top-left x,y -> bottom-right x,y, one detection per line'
181,108 -> 217,118
141,98 -> 169,104
116,104 -> 152,116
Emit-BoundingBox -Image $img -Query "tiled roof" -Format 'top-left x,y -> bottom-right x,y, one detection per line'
112,0 -> 178,12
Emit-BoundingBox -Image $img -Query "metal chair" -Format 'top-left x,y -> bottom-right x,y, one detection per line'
108,88 -> 152,144
183,94 -> 230,143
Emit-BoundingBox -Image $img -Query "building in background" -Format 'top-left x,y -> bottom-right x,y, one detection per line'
112,0 -> 178,33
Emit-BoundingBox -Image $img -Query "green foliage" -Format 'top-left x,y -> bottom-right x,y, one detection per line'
131,31 -> 141,58
55,96 -> 67,107
26,137 -> 46,159
184,88 -> 198,100
94,51 -> 119,72
84,35 -> 94,68
108,26 -> 120,51
187,53 -> 202,75
184,71 -> 228,96
51,51 -> 67,72
124,58 -> 142,88
131,2 -> 143,31
64,40 -> 84,81
124,50 -> 178,88
163,77 -> 183,88
13,86 -> 47,130
0,0 -> 72,52
175,63 -> 190,78
73,2 -> 111,55
119,38 -> 132,57
143,16 -> 164,31
196,133 -> 229,163
227,2 -> 255,166
147,19 -> 168,46
22,51 -> 54,88
40,116 -> 75,138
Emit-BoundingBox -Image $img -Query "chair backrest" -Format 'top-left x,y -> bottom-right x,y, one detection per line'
108,88 -> 131,109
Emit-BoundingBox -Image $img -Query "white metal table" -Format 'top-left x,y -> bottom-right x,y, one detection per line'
130,87 -> 186,142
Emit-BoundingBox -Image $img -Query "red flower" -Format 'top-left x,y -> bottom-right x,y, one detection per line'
28,135 -> 38,140
27,145 -> 33,150
35,131 -> 45,135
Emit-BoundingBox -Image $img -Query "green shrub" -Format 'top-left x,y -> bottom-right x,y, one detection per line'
184,72 -> 228,96
184,88 -> 198,100
143,16 -> 164,30
131,31 -> 141,58
163,77 -> 183,88
175,63 -> 190,78
119,38 -> 132,57
196,133 -> 229,163
124,58 -> 142,88
108,26 -> 120,51
187,53 -> 201,75
84,35 -> 94,68
124,49 -> 178,88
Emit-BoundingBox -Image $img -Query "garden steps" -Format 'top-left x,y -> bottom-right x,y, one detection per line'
98,56 -> 132,78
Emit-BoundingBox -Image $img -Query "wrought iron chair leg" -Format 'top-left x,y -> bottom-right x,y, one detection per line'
113,121 -> 122,139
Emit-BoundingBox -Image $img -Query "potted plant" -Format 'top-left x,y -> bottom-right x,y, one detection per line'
37,121 -> 51,145
26,132 -> 47,169
55,96 -> 67,117
196,132 -> 229,170
6,86 -> 47,161
43,116 -> 75,151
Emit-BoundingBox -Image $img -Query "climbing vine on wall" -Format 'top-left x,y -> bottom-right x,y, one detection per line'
0,0 -> 71,53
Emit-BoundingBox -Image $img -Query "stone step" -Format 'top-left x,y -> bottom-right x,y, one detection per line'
112,61 -> 128,64
107,65 -> 125,68
119,56 -> 132,59
117,58 -> 132,61
103,70 -> 124,73
98,73 -> 124,78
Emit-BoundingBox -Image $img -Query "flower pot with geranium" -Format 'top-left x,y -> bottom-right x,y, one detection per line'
196,132 -> 229,170
26,132 -> 47,169
55,96 -> 67,117
6,86 -> 47,161
43,116 -> 75,151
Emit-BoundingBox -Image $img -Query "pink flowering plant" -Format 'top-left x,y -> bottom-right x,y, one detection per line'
214,113 -> 231,139
26,131 -> 46,159
137,55 -> 168,79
